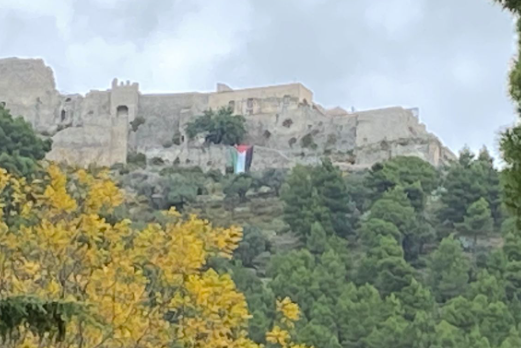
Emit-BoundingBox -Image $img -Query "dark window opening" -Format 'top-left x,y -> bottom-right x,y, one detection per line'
181,135 -> 185,142
0,102 -> 5,108
263,130 -> 272,139
228,100 -> 235,110
247,98 -> 254,108
65,98 -> 71,102
61,110 -> 66,122
117,105 -> 129,117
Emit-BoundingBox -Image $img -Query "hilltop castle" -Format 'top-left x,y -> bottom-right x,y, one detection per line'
0,58 -> 455,171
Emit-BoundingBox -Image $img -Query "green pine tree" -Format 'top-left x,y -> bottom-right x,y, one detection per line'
428,235 -> 470,302
0,105 -> 52,177
456,198 -> 494,247
499,328 -> 521,348
397,278 -> 436,321
468,270 -> 506,303
306,222 -> 328,255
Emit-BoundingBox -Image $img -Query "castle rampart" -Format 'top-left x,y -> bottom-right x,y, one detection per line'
0,57 -> 456,170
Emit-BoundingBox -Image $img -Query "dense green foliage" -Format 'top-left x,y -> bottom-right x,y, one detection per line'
8,12 -> 521,340
499,2 -> 521,229
110,146 -> 511,347
281,158 -> 356,239
0,105 -> 51,177
0,296 -> 86,344
185,107 -> 247,145
227,150 -> 508,347
438,147 -> 501,231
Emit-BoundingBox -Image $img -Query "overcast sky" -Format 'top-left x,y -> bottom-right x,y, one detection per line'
0,0 -> 516,159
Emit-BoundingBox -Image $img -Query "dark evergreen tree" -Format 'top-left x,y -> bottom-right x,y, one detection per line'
185,107 -> 246,145
233,226 -> 269,268
366,156 -> 439,205
336,283 -> 401,346
428,235 -> 470,302
281,159 -> 355,239
438,147 -> 501,231
456,198 -> 494,247
267,249 -> 317,315
0,105 -> 51,177
306,222 -> 328,255
397,278 -> 436,321
358,218 -> 402,247
476,147 -> 502,224
311,158 -> 355,237
468,270 -> 506,303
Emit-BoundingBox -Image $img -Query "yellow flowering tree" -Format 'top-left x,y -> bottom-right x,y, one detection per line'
265,298 -> 307,348
0,164 -> 309,348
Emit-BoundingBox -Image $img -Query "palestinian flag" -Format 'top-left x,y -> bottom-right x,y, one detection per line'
230,145 -> 254,174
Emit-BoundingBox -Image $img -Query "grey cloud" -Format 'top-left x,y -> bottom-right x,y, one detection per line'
69,0 -> 200,47
213,0 -> 515,156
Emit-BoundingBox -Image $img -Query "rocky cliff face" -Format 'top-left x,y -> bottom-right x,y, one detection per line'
0,58 -> 456,171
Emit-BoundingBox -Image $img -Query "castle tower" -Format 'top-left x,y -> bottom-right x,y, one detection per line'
109,78 -> 140,164
110,78 -> 139,123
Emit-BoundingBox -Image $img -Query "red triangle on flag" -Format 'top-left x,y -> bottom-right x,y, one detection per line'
235,144 -> 251,153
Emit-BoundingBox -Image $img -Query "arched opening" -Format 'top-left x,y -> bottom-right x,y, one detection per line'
117,105 -> 129,117
61,110 -> 66,122
228,100 -> 235,110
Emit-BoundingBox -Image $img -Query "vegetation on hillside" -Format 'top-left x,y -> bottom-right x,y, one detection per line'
0,105 -> 51,177
2,3 -> 521,346
0,165 -> 308,348
111,149 -> 516,347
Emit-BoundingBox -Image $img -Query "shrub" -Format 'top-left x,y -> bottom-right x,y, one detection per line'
282,119 -> 293,128
126,152 -> 146,168
150,157 -> 165,166
0,105 -> 52,177
300,133 -> 317,149
130,116 -> 146,132
185,107 -> 246,146
172,131 -> 183,146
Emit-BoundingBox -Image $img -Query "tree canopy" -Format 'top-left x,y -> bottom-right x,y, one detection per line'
0,165 -> 308,348
0,105 -> 52,177
185,107 -> 247,146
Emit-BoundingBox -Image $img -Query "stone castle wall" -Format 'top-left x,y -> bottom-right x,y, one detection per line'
0,58 -> 456,171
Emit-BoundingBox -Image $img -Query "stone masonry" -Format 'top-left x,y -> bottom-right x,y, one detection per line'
0,58 -> 456,171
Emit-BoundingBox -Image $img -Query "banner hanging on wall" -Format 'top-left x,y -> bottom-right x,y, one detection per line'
229,145 -> 254,174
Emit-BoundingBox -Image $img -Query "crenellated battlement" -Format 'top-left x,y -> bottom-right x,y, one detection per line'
111,78 -> 139,91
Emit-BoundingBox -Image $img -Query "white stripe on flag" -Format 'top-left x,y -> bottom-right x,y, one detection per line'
236,151 -> 246,173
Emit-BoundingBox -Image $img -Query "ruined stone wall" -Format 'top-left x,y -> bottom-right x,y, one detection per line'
353,107 -> 427,147
207,83 -> 313,114
0,58 -> 60,131
134,93 -> 208,150
0,57 -> 456,171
